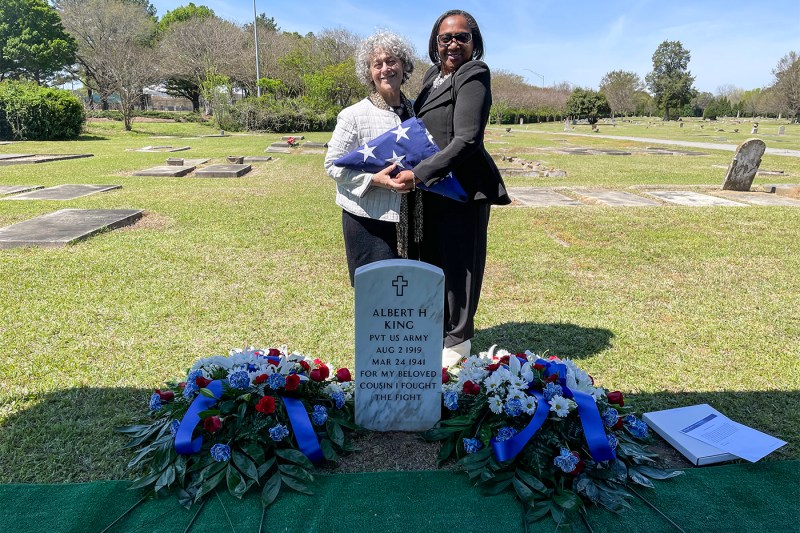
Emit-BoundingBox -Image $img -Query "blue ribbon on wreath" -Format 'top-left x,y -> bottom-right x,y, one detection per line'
490,359 -> 615,463
174,359 -> 324,463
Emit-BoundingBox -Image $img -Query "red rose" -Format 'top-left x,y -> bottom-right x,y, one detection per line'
309,368 -> 324,382
545,374 -> 560,383
533,363 -> 545,370
607,391 -> 624,406
336,368 -> 352,382
463,381 -> 481,395
155,389 -> 174,401
285,374 -> 300,391
485,363 -> 501,372
203,415 -> 222,433
255,396 -> 275,415
442,368 -> 450,384
313,358 -> 323,365
178,382 -> 186,389
549,355 -> 560,361
254,374 -> 268,385
499,355 -> 510,365
195,376 -> 212,388
612,418 -> 624,430
299,360 -> 310,372
318,364 -> 330,379
267,348 -> 280,357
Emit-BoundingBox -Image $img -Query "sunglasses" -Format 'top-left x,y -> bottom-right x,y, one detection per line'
437,32 -> 472,45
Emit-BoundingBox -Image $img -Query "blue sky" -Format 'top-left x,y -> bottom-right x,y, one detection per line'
150,0 -> 800,93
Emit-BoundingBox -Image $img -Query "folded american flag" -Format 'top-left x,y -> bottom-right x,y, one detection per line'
333,117 -> 467,202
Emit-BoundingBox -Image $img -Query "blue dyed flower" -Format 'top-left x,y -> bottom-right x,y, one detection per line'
607,433 -> 619,450
182,382 -> 198,398
269,424 -> 290,442
312,405 -> 328,426
626,417 -> 649,439
331,391 -> 346,409
463,438 -> 482,454
247,364 -> 258,372
229,370 -> 251,389
268,373 -> 286,390
444,391 -> 459,411
169,420 -> 181,436
210,443 -> 231,462
149,393 -> 162,412
543,382 -> 564,401
504,398 -> 524,417
602,408 -> 619,428
553,448 -> 579,473
495,426 -> 519,442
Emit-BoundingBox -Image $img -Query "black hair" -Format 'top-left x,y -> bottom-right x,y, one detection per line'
427,10 -> 484,64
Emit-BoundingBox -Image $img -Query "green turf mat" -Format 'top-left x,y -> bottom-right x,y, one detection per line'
1,462 -> 798,532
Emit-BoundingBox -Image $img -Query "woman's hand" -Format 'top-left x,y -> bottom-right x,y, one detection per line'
372,164 -> 414,193
394,169 -> 419,192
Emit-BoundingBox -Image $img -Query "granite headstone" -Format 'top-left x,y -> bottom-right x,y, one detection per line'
722,138 -> 766,191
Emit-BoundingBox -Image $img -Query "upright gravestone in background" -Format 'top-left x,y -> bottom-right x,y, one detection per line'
722,138 -> 766,191
354,259 -> 444,431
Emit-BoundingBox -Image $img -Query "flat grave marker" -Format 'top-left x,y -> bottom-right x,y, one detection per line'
243,156 -> 273,163
355,259 -> 444,432
135,146 -> 191,153
2,184 -> 120,201
644,190 -> 748,207
0,185 -> 43,196
265,147 -> 292,154
573,190 -> 660,207
710,191 -> 800,206
0,154 -> 93,165
281,135 -> 304,140
194,164 -> 251,178
134,166 -> 195,177
722,138 -> 766,191
510,188 -> 583,207
0,208 -> 143,249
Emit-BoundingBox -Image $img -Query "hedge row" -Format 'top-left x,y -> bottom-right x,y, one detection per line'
228,98 -> 337,133
0,81 -> 84,140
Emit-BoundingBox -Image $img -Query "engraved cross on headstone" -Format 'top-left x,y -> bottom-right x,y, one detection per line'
392,275 -> 408,296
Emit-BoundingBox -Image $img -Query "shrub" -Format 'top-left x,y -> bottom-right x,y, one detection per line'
0,81 -> 84,140
229,96 -> 337,133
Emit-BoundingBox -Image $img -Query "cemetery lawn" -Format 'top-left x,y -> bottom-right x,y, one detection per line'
1,118 -> 798,483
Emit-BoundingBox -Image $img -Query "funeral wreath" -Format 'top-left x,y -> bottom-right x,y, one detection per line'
118,347 -> 358,508
426,348 -> 682,526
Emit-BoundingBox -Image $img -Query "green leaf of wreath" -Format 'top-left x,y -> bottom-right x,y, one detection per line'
275,448 -> 315,469
261,471 -> 282,507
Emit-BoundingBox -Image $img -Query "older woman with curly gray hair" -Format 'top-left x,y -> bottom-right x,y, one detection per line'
324,31 -> 417,286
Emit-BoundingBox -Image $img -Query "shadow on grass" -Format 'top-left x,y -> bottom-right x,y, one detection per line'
475,321 -> 614,359
0,386 -> 148,484
76,134 -> 109,141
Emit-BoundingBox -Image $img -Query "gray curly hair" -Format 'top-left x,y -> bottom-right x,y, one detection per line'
355,31 -> 416,89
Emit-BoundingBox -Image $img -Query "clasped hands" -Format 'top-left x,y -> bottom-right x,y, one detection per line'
372,164 -> 418,194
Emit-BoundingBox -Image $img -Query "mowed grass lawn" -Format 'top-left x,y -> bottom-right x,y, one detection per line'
0,118 -> 798,483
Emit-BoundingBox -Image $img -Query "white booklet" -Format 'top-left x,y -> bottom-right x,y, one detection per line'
643,404 -> 786,466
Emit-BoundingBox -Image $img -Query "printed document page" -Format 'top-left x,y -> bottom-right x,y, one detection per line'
680,413 -> 786,462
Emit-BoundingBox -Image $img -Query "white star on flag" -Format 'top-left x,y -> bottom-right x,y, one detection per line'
357,143 -> 376,162
391,124 -> 411,142
385,150 -> 406,168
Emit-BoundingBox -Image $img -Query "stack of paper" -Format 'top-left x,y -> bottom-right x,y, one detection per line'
643,404 -> 786,466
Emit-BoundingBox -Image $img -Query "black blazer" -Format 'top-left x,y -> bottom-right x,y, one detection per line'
413,60 -> 510,205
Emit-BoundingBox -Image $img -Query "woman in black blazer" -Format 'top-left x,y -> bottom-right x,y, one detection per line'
396,9 -> 510,366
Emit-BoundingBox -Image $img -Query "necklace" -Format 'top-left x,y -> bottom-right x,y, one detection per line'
432,71 -> 452,89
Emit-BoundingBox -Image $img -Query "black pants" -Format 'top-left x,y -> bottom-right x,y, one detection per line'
418,193 -> 490,348
342,210 -> 398,286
